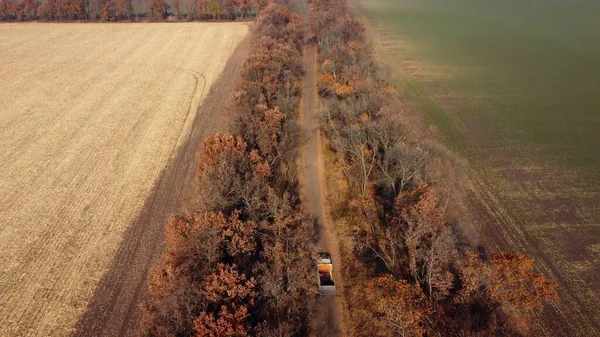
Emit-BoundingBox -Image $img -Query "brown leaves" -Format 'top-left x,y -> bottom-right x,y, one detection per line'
249,107 -> 285,165
459,252 -> 558,333
150,212 -> 224,299
367,275 -> 433,337
194,304 -> 250,337
218,210 -> 257,258
142,211 -> 225,337
202,263 -> 257,304
395,184 -> 446,229
193,264 -> 256,337
334,83 -> 356,97
317,72 -> 335,96
196,132 -> 273,218
255,4 -> 303,48
198,132 -> 247,176
392,185 -> 457,300
462,252 -> 558,311
241,35 -> 302,109
143,211 -> 262,336
144,3 -> 314,336
311,1 -> 561,336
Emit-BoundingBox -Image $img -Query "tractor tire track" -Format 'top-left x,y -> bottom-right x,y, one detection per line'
73,30 -> 253,337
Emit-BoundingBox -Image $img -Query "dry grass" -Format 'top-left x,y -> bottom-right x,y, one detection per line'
0,22 -> 248,336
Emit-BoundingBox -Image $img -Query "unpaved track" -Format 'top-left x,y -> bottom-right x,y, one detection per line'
300,44 -> 346,337
73,30 -> 253,337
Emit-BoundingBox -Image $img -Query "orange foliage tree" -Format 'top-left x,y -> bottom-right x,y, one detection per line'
458,252 -> 558,333
143,3 -> 314,336
193,264 -> 256,337
196,132 -> 272,219
311,0 -> 558,336
0,0 -> 271,21
367,275 -> 433,337
141,212 -> 224,336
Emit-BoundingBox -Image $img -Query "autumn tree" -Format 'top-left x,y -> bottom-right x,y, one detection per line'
240,36 -> 302,110
70,0 -> 88,19
392,186 -> 457,300
197,132 -> 273,219
234,0 -> 249,17
323,113 -> 378,197
0,0 -> 11,21
197,137 -> 314,333
254,0 -> 267,10
197,0 -> 222,20
183,0 -> 196,19
231,6 -> 304,190
372,111 -> 424,199
38,0 -> 58,20
367,275 -> 433,337
218,6 -> 315,334
99,0 -> 115,20
459,252 -> 558,334
141,212 -> 223,336
170,0 -> 179,18
144,3 -> 313,336
311,1 -> 561,336
377,141 -> 425,199
0,0 -> 275,21
254,194 -> 317,336
114,0 -> 133,19
150,0 -> 168,19
309,0 -> 344,52
142,209 -> 266,336
56,0 -> 70,19
193,264 -> 257,337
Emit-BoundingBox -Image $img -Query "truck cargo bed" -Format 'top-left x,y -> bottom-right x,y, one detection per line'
318,252 -> 335,295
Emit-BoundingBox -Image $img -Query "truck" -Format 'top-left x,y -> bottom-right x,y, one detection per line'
318,252 -> 335,295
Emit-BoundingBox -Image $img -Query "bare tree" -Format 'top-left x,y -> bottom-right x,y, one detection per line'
326,118 -> 378,197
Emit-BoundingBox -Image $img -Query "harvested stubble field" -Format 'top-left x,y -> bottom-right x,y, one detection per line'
0,22 -> 248,336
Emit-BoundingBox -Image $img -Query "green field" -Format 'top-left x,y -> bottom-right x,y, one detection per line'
355,0 -> 600,168
351,0 -> 600,335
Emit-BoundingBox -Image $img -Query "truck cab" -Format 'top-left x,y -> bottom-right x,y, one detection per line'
318,252 -> 335,295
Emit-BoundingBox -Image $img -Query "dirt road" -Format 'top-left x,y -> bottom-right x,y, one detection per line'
73,31 -> 253,337
300,44 -> 347,337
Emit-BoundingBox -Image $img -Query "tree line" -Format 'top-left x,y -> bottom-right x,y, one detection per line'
140,2 -> 317,336
0,0 -> 267,21
309,0 -> 558,336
